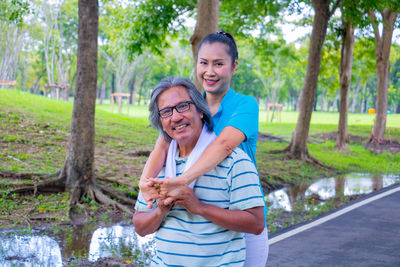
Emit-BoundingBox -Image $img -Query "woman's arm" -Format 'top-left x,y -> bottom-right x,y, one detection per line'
158,126 -> 245,205
138,135 -> 169,208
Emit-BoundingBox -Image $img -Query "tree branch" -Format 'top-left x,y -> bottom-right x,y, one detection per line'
329,0 -> 342,18
368,9 -> 381,43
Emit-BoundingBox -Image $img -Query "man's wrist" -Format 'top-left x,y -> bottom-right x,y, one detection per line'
196,201 -> 208,217
156,206 -> 168,217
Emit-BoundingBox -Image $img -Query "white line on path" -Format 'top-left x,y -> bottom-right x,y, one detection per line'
269,185 -> 400,245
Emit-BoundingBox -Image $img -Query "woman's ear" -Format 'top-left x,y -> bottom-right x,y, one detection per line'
232,60 -> 238,74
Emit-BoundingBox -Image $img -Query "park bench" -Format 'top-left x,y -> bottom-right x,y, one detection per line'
110,93 -> 131,113
0,80 -> 17,88
44,83 -> 69,100
266,103 -> 283,122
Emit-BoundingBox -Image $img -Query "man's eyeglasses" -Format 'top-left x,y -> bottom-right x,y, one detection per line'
158,101 -> 194,118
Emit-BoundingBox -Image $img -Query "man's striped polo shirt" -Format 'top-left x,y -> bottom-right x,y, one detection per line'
135,147 -> 265,266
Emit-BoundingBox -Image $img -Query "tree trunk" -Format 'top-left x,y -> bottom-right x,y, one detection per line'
29,76 -> 41,94
128,72 -> 137,105
189,0 -> 219,92
59,0 -> 98,204
288,0 -> 336,160
350,80 -> 361,113
320,90 -> 325,112
29,69 -> 46,94
296,90 -> 302,111
10,0 -> 134,219
133,67 -> 148,106
369,9 -> 398,142
336,18 -> 355,151
99,67 -> 108,105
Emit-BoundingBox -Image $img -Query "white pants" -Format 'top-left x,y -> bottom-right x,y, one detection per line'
244,228 -> 269,267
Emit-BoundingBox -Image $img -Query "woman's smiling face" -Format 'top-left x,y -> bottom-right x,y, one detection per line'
196,42 -> 237,96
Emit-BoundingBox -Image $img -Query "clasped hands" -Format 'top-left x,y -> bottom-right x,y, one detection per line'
139,176 -> 189,209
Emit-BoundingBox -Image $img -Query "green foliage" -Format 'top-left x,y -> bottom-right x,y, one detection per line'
0,0 -> 30,25
108,0 -> 196,58
219,0 -> 283,36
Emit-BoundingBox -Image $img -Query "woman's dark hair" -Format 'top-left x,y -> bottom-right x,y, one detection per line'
197,30 -> 238,67
149,76 -> 213,142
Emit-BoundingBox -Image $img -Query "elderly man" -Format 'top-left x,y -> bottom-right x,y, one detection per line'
133,76 -> 264,266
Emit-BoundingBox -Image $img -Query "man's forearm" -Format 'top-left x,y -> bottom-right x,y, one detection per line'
197,205 -> 264,235
133,208 -> 167,236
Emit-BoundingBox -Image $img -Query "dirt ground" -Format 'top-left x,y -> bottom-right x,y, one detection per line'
1,109 -> 399,265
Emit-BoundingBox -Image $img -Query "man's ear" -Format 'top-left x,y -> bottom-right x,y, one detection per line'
162,131 -> 172,141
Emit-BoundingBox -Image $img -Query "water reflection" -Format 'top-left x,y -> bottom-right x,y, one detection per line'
1,173 -> 399,265
88,225 -> 155,265
0,225 -> 155,266
266,173 -> 400,212
0,234 -> 62,267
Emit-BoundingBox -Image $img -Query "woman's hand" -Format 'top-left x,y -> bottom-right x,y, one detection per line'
152,176 -> 188,206
139,177 -> 161,209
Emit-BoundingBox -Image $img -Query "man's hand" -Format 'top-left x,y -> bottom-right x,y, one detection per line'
174,187 -> 205,215
139,177 -> 161,209
157,198 -> 174,216
152,176 -> 188,206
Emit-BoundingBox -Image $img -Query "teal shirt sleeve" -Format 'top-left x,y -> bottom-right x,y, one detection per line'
226,95 -> 259,142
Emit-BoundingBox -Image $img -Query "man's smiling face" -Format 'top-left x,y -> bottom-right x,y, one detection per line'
157,86 -> 204,151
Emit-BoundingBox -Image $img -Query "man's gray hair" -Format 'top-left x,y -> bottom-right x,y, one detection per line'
149,76 -> 213,142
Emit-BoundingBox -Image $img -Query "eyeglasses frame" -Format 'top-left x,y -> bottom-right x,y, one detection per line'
158,101 -> 194,118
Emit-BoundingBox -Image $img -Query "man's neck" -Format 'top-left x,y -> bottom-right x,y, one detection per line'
177,127 -> 203,158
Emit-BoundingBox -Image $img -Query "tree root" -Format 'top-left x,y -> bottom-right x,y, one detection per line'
97,183 -> 136,206
92,186 -> 133,216
258,132 -> 288,143
0,170 -> 60,180
5,170 -> 135,218
268,145 -> 290,154
365,135 -> 400,154
290,154 -> 332,170
8,178 -> 65,196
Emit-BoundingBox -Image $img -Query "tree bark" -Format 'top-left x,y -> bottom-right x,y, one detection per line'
336,18 -> 355,151
99,67 -> 108,105
128,72 -> 137,105
288,0 -> 338,160
368,9 -> 398,142
59,0 -> 98,203
29,69 -> 46,94
10,0 -> 134,219
189,0 -> 219,92
350,80 -> 361,113
133,67 -> 148,106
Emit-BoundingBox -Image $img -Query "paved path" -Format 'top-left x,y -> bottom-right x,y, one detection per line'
267,183 -> 400,266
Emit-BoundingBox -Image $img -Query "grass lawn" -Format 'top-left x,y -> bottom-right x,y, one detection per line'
1,89 -> 399,232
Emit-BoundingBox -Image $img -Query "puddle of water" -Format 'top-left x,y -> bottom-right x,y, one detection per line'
0,234 -> 62,267
266,173 -> 400,212
0,224 -> 155,266
0,173 -> 398,265
88,225 -> 155,264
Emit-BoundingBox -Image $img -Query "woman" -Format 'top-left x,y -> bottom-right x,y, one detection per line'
139,31 -> 268,266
